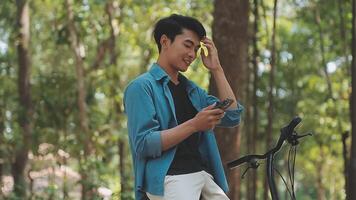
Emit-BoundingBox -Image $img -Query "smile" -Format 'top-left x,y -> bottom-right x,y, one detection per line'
183,58 -> 192,66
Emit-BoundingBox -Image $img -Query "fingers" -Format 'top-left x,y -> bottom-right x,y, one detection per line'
214,112 -> 225,121
201,37 -> 215,48
208,109 -> 225,116
200,41 -> 217,57
209,113 -> 225,128
204,108 -> 225,116
201,37 -> 213,43
205,110 -> 225,128
203,103 -> 217,111
202,42 -> 213,48
198,103 -> 226,130
202,103 -> 225,114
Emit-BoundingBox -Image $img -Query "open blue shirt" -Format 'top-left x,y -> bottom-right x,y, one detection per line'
124,63 -> 244,200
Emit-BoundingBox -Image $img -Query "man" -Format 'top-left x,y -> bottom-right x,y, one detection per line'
124,14 -> 243,200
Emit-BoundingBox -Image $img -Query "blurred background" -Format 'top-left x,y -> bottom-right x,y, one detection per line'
1,0 -> 355,199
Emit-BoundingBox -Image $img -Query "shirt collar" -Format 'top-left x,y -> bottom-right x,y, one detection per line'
149,63 -> 170,81
148,63 -> 198,92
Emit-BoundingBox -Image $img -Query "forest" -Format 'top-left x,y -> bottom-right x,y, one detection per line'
1,0 -> 356,199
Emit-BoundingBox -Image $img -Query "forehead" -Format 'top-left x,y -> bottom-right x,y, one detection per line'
175,29 -> 200,46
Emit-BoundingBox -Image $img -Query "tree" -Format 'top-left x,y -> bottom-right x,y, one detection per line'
348,0 -> 356,198
0,0 -> 354,199
249,0 -> 260,198
264,0 -> 278,199
12,0 -> 33,197
211,1 -> 249,199
64,0 -> 93,198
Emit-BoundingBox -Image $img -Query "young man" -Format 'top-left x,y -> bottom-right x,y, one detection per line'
124,14 -> 243,200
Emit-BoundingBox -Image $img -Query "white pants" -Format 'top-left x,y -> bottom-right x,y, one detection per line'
146,171 -> 230,200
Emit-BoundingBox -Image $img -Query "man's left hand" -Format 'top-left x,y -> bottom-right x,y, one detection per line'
200,37 -> 223,72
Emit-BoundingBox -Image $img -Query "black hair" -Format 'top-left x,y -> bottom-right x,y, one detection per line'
153,14 -> 206,52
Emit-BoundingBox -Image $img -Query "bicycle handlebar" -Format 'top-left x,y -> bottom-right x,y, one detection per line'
227,116 -> 302,169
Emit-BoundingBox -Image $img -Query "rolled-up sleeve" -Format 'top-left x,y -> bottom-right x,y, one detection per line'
217,102 -> 244,127
124,82 -> 162,159
197,87 -> 244,128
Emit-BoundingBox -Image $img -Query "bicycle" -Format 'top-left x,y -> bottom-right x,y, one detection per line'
227,116 -> 312,200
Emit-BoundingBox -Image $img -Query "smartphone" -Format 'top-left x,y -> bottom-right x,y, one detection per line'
214,98 -> 234,110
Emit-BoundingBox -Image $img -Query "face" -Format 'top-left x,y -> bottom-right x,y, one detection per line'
161,29 -> 201,72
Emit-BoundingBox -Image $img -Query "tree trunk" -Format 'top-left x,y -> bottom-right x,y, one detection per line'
0,105 -> 4,198
211,1 -> 249,199
342,131 -> 349,199
28,169 -> 34,199
89,0 -> 122,73
316,163 -> 325,200
103,1 -> 129,198
338,0 -> 351,196
64,0 -> 91,199
245,42 -> 253,200
62,142 -> 69,199
314,2 -> 334,100
107,5 -> 127,195
260,0 -> 270,47
338,0 -> 351,76
64,0 -> 90,153
105,1 -> 119,66
118,140 -> 126,199
348,0 -> 356,199
316,144 -> 326,200
250,0 -> 260,199
12,0 -> 33,198
264,0 -> 278,199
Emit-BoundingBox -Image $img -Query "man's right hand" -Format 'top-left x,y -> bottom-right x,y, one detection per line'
160,103 -> 225,151
191,104 -> 225,132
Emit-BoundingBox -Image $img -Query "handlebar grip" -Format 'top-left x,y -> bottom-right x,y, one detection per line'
289,116 -> 302,129
281,116 -> 302,139
227,155 -> 260,169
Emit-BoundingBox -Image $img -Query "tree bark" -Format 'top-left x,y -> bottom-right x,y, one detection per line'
260,0 -> 270,47
103,1 -> 129,198
0,75 -> 5,198
316,163 -> 326,200
211,1 -> 249,199
89,0 -> 122,73
0,98 -> 4,198
338,0 -> 351,76
342,131 -> 349,199
314,2 -> 334,100
348,0 -> 356,199
316,144 -> 326,200
64,0 -> 90,149
245,39 -> 253,200
264,0 -> 278,199
337,0 -> 351,198
118,140 -> 127,199
64,0 -> 91,199
250,0 -> 260,199
105,1 -> 119,66
245,50 -> 253,199
106,2 -> 127,197
12,0 -> 33,198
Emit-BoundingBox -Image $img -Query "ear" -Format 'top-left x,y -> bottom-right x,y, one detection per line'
160,34 -> 171,50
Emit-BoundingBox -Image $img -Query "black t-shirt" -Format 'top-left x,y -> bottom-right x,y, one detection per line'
166,77 -> 206,175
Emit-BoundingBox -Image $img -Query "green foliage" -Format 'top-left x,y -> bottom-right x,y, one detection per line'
0,0 -> 351,199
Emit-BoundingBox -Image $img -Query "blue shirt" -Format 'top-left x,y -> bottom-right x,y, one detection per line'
124,63 -> 244,200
